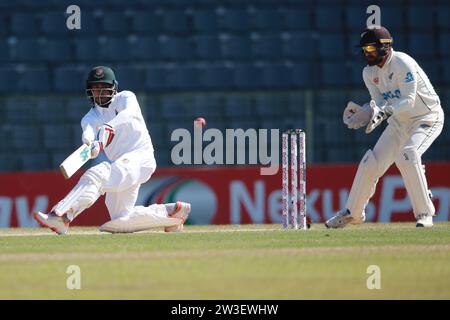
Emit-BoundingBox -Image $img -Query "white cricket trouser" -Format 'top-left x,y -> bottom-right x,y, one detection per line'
347,107 -> 444,218
373,108 -> 443,180
103,150 -> 156,220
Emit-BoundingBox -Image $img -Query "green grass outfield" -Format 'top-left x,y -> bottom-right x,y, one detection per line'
0,223 -> 449,299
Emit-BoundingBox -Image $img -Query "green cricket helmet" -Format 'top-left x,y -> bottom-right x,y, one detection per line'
86,66 -> 118,107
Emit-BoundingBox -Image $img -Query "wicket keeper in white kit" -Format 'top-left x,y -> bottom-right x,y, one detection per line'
34,66 -> 190,234
326,26 -> 444,228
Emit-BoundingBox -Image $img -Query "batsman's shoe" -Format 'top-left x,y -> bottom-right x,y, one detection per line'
349,212 -> 366,225
33,211 -> 70,235
165,202 -> 191,232
416,214 -> 433,228
325,209 -> 366,228
325,209 -> 351,229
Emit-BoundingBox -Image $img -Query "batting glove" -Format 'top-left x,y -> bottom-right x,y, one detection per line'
89,140 -> 103,159
96,124 -> 115,148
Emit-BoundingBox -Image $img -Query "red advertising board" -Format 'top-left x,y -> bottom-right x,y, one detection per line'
0,162 -> 449,228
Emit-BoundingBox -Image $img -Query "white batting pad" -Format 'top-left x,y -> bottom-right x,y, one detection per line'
346,150 -> 379,219
53,162 -> 111,221
99,204 -> 181,233
396,149 -> 435,217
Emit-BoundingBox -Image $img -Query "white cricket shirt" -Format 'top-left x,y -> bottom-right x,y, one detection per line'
362,50 -> 441,123
81,91 -> 154,162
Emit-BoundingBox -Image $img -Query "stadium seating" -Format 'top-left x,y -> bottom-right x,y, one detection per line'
166,64 -> 201,90
43,124 -> 73,151
407,6 -> 434,32
194,35 -> 222,60
291,63 -> 313,87
10,13 -> 38,35
250,7 -> 283,32
160,95 -> 193,119
224,94 -> 253,118
73,38 -> 101,62
261,64 -> 293,88
0,0 -> 449,170
130,11 -> 162,34
253,35 -> 284,59
101,11 -> 130,35
287,93 -> 307,117
380,5 -> 405,33
66,96 -> 91,122
10,125 -> 41,152
40,11 -> 70,35
282,8 -> 312,31
318,33 -> 346,59
4,97 -> 37,125
0,13 -> 7,37
193,94 -> 225,120
33,96 -> 67,124
418,60 -> 440,85
408,33 -> 436,59
443,61 -> 450,85
283,33 -> 317,60
10,38 -> 42,62
200,64 -> 234,89
0,154 -> 21,171
439,33 -> 450,57
128,36 -> 164,61
254,94 -> 290,117
221,34 -> 253,60
344,6 -> 367,31
99,37 -> 132,62
160,36 -> 196,61
19,152 -> 50,171
53,65 -> 87,93
0,66 -> 19,93
18,67 -> 51,92
161,9 -> 190,35
40,38 -> 72,62
321,62 -> 351,86
315,6 -> 343,31
233,64 -> 263,89
113,64 -> 146,91
219,7 -> 251,33
144,65 -> 169,91
191,9 -> 220,33
436,5 -> 450,30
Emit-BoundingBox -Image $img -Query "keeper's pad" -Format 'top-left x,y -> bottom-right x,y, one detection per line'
395,149 -> 435,217
346,150 -> 379,219
53,162 -> 111,221
99,204 -> 181,233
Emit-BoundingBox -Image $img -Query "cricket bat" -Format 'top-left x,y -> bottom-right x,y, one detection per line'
59,144 -> 91,179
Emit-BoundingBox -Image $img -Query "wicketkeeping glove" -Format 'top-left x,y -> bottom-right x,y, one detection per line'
343,101 -> 371,130
365,100 -> 393,134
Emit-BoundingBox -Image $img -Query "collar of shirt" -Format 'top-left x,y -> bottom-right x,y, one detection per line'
379,49 -> 394,70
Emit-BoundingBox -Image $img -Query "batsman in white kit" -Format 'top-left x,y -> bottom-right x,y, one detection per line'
34,66 -> 191,234
326,26 -> 444,229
